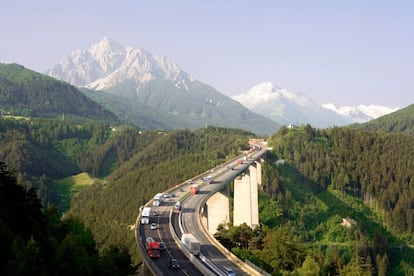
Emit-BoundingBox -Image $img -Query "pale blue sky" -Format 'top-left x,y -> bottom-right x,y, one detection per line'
1,0 -> 413,107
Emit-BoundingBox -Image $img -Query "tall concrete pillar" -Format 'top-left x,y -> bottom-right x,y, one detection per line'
249,164 -> 259,228
256,161 -> 262,186
205,186 -> 230,234
233,165 -> 260,228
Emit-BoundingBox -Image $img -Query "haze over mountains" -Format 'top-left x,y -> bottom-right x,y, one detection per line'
46,37 -> 400,131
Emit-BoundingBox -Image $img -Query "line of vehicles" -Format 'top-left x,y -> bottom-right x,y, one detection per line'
139,150 -> 262,274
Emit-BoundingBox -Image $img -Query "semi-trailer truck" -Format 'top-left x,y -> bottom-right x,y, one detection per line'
146,237 -> 160,258
141,207 -> 151,224
181,233 -> 200,256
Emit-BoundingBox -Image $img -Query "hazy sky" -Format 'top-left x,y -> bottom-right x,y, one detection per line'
1,0 -> 413,107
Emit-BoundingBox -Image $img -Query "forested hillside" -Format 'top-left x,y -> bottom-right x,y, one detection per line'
0,162 -> 132,275
356,104 -> 414,136
70,126 -> 254,264
0,63 -> 118,122
214,125 -> 413,275
0,115 -> 255,267
261,125 -> 413,274
269,125 -> 413,236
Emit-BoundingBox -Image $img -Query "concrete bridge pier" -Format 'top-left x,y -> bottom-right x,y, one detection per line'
203,186 -> 230,234
233,164 -> 259,228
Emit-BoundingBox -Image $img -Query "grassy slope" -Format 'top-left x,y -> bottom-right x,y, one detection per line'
54,173 -> 97,212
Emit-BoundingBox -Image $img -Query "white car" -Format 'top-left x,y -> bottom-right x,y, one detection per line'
150,223 -> 157,230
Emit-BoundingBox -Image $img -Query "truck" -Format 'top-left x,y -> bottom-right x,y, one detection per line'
181,233 -> 200,256
141,207 -> 151,224
146,237 -> 161,258
153,193 -> 164,206
190,184 -> 199,195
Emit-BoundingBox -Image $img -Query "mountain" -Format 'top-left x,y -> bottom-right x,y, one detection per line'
47,37 -> 194,91
0,63 -> 118,122
355,103 -> 414,136
80,87 -> 180,130
47,37 -> 279,135
322,103 -> 400,123
233,82 -> 353,128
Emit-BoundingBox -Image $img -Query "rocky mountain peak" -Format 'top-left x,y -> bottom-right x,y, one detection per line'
46,37 -> 195,91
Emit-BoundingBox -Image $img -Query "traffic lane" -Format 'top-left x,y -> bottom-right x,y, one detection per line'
150,199 -> 203,275
182,171 -> 249,275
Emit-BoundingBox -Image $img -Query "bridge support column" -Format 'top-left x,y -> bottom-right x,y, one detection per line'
256,161 -> 262,186
233,164 -> 259,228
205,186 -> 230,234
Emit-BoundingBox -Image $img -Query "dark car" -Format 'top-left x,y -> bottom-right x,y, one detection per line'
169,258 -> 180,269
159,242 -> 166,250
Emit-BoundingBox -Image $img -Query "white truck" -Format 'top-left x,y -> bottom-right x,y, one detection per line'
153,193 -> 163,206
141,206 -> 151,224
181,233 -> 200,256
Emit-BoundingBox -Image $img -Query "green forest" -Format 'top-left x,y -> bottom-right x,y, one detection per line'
0,162 -> 132,275
0,115 -> 254,273
215,124 -> 414,275
1,65 -> 414,275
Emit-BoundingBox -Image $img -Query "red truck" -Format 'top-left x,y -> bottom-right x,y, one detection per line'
146,237 -> 160,258
190,184 -> 199,195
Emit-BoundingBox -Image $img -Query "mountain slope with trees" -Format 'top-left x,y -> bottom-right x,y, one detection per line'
0,115 -> 256,266
262,125 -> 414,274
214,124 -> 413,275
0,162 -> 132,275
0,63 -> 118,123
355,103 -> 414,136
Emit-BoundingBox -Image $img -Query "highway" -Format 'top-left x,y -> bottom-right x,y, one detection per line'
137,146 -> 266,275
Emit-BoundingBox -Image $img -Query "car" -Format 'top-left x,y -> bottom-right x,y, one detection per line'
150,223 -> 157,230
169,258 -> 180,269
159,242 -> 166,250
224,268 -> 236,276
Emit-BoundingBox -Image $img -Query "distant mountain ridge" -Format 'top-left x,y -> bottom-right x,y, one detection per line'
233,82 -> 400,126
322,103 -> 400,123
46,37 -> 280,135
233,82 -> 353,128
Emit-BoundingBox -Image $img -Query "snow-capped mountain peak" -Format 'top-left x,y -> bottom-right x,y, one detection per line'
46,37 -> 195,91
322,103 -> 400,123
233,82 -> 310,109
233,82 -> 353,127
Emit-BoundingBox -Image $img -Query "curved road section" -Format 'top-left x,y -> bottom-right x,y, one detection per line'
136,146 -> 266,275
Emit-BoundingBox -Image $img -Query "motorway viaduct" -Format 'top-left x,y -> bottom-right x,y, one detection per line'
202,160 -> 262,235
136,143 -> 269,275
